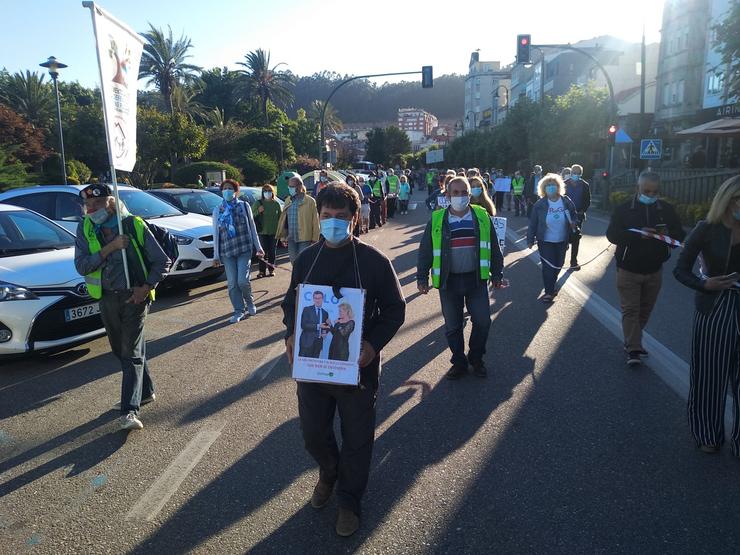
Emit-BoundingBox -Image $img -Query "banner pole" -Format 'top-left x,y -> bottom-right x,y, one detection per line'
83,1 -> 131,289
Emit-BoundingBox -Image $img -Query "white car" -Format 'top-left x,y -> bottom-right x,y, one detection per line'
0,185 -> 219,282
0,203 -> 106,356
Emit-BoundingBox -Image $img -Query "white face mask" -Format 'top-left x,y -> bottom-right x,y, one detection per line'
264,192 -> 273,199
450,196 -> 470,212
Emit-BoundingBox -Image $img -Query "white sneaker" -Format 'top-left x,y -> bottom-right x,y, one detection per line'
247,305 -> 257,316
119,411 -> 143,431
229,312 -> 244,324
113,393 -> 155,410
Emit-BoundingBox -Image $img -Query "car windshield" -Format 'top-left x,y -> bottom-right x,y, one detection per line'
174,191 -> 222,215
119,189 -> 184,219
0,210 -> 75,256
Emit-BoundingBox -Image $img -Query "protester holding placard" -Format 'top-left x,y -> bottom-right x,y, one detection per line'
606,171 -> 684,366
417,176 -> 504,380
673,175 -> 740,455
281,183 -> 405,537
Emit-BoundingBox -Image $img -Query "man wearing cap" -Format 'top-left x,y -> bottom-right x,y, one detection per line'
74,184 -> 170,431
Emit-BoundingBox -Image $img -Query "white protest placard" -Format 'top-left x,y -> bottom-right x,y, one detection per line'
492,216 -> 507,255
292,284 -> 365,386
85,2 -> 144,172
494,177 -> 512,193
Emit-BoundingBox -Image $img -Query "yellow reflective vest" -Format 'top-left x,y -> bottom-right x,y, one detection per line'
82,216 -> 155,301
430,205 -> 492,289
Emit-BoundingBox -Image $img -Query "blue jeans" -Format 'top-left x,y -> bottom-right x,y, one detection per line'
438,272 -> 491,366
222,253 -> 254,315
288,239 -> 312,264
538,241 -> 568,295
99,291 -> 154,415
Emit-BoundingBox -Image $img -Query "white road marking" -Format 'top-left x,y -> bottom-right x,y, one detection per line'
126,421 -> 226,522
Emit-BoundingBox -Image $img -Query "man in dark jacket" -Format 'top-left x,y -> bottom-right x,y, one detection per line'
282,184 -> 405,537
564,163 -> 592,270
606,171 -> 685,366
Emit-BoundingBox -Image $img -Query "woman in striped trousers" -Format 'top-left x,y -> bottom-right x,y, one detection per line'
674,175 -> 740,455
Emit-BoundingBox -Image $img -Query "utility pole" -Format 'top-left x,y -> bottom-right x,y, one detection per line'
639,26 -> 647,172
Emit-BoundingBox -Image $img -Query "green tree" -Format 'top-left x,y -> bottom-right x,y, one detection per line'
308,99 -> 343,135
237,128 -> 296,167
138,24 -> 201,114
60,98 -> 108,175
205,122 -> 249,162
291,108 -> 320,156
713,1 -> 740,100
196,67 -> 242,123
0,145 -> 30,191
237,151 -> 278,186
0,70 -> 54,128
365,126 -> 411,166
236,49 -> 294,125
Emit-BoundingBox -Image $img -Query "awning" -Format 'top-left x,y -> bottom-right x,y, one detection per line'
676,118 -> 740,136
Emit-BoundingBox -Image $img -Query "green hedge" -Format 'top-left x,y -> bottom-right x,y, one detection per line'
236,151 -> 278,187
174,161 -> 242,186
609,190 -> 708,226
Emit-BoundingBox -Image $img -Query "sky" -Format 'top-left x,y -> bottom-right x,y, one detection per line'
1,0 -> 665,88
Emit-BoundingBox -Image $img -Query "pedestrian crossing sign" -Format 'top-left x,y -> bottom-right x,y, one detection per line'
640,139 -> 662,160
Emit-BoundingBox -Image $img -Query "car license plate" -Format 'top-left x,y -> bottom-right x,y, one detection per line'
64,302 -> 100,322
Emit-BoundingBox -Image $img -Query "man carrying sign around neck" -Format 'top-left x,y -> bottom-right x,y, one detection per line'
282,183 -> 405,537
606,171 -> 685,367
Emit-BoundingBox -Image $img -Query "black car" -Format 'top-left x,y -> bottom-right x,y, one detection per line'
149,188 -> 223,217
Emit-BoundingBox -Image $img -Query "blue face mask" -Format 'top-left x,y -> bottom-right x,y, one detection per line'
571,175 -> 580,181
320,217 -> 352,244
89,207 -> 110,226
288,187 -> 296,197
222,189 -> 235,202
638,193 -> 657,205
733,210 -> 740,221
471,187 -> 483,197
546,185 -> 558,196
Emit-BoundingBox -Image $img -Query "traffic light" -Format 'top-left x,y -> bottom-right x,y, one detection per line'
421,66 -> 433,88
601,170 -> 610,179
517,34 -> 531,64
607,124 -> 617,145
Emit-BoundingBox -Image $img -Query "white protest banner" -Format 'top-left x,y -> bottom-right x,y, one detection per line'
292,284 -> 365,386
492,216 -> 507,255
84,2 -> 144,172
494,177 -> 512,193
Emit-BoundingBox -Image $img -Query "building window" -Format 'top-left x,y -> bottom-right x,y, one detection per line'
663,83 -> 671,107
677,80 -> 685,103
707,72 -> 724,94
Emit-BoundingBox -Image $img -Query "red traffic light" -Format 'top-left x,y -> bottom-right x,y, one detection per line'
520,37 -> 529,45
601,170 -> 610,178
608,124 -> 617,134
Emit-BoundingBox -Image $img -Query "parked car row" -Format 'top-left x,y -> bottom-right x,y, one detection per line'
0,184 -> 226,358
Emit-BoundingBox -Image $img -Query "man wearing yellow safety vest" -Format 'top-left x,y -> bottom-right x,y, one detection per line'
416,177 -> 505,379
385,168 -> 400,219
511,170 -> 526,217
367,171 -> 385,229
74,183 -> 170,431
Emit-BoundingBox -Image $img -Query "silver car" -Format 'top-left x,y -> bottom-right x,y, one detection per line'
0,203 -> 105,356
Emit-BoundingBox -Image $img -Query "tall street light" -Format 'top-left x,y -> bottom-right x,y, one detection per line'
40,56 -> 67,185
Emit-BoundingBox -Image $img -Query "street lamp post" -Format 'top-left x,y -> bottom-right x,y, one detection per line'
465,111 -> 477,133
278,124 -> 284,171
39,56 -> 68,185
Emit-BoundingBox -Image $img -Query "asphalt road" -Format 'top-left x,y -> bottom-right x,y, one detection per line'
1,189 -> 738,554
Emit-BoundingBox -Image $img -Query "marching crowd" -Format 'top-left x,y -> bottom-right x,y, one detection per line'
73,164 -> 739,537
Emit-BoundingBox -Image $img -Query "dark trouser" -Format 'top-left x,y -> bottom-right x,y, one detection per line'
99,291 -> 153,415
399,199 -> 409,213
494,191 -> 504,211
512,194 -> 524,216
616,268 -> 662,352
570,214 -> 584,265
538,241 -> 568,295
380,198 -> 387,224
299,336 -> 324,358
387,197 -> 397,218
438,272 -> 491,366
297,380 -> 378,515
369,202 -> 382,229
259,234 -> 276,274
688,291 -> 740,453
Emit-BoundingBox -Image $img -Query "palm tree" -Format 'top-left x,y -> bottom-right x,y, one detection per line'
308,99 -> 343,135
0,71 -> 54,128
138,24 -> 201,114
236,49 -> 294,125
